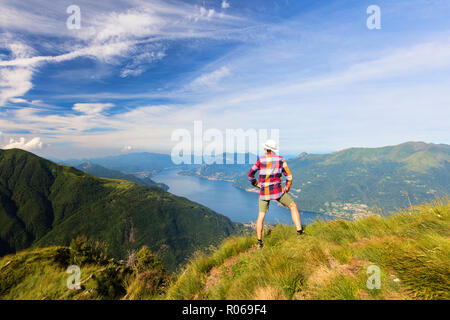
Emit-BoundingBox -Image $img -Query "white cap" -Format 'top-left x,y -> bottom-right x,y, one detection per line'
262,139 -> 278,152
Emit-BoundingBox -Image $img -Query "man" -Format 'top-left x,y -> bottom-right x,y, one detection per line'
248,139 -> 303,248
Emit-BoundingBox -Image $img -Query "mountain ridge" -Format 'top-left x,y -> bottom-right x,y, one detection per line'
325,141 -> 450,172
0,148 -> 241,271
75,161 -> 169,191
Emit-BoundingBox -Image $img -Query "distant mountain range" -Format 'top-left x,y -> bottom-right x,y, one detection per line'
59,152 -> 177,175
179,153 -> 257,181
183,142 -> 450,219
75,162 -> 169,191
0,149 -> 242,271
58,152 -> 206,177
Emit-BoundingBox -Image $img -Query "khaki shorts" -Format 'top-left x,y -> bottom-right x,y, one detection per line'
259,192 -> 294,213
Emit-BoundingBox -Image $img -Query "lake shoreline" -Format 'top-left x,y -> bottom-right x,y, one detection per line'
152,169 -> 335,225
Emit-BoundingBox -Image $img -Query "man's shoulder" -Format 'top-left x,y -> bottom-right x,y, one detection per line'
272,154 -> 285,161
252,156 -> 263,166
259,153 -> 284,163
258,154 -> 268,162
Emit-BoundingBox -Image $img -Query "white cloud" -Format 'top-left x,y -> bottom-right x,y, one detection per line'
73,103 -> 114,115
222,1 -> 230,9
122,145 -> 133,152
0,103 -> 179,155
0,67 -> 34,106
189,66 -> 230,88
0,40 -> 35,106
198,7 -> 215,20
0,41 -> 134,68
120,49 -> 166,78
9,97 -> 28,103
2,137 -> 43,151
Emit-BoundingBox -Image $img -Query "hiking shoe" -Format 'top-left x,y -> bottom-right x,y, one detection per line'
297,229 -> 303,236
257,240 -> 264,249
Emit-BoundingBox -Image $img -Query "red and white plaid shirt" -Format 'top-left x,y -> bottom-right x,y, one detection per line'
248,152 -> 293,200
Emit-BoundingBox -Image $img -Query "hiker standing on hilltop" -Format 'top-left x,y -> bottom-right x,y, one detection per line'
248,140 -> 303,248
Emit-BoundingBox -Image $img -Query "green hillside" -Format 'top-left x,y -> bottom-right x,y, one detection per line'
0,149 -> 240,271
226,142 -> 450,218
0,237 -> 169,300
61,152 -> 179,175
76,162 -> 169,191
2,199 -> 448,300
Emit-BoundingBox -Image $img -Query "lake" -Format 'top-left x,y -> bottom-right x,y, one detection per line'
152,169 -> 334,225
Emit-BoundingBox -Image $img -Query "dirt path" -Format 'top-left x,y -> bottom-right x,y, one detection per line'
204,247 -> 256,293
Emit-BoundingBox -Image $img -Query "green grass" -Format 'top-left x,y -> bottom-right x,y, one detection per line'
0,240 -> 169,300
0,246 -> 107,300
165,198 -> 450,300
165,236 -> 255,299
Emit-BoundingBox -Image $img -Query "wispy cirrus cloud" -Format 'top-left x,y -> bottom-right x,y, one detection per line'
189,66 -> 231,89
120,48 -> 166,78
73,103 -> 115,115
0,0 -> 250,106
0,39 -> 36,106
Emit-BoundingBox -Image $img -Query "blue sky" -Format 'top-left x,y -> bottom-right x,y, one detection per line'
0,0 -> 449,159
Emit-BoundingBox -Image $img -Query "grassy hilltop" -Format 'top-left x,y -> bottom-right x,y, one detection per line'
1,199 -> 448,300
167,198 -> 449,300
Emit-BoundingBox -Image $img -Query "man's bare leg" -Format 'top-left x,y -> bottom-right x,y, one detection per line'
256,211 -> 266,240
288,202 -> 302,231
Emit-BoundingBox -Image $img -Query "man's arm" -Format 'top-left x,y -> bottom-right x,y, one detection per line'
248,158 -> 261,188
282,159 -> 293,192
